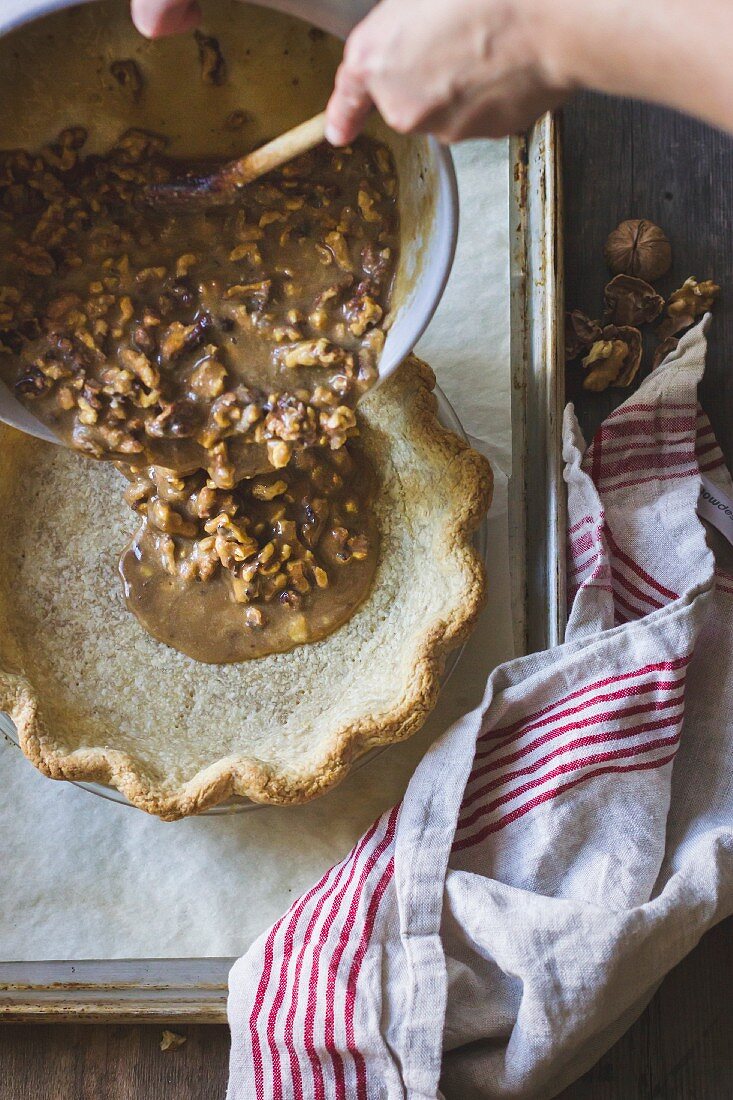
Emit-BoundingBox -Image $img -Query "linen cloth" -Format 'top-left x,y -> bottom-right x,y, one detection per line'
227,319 -> 733,1099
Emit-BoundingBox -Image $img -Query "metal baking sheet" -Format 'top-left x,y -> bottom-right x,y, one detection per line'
0,116 -> 564,1022
508,113 -> 566,655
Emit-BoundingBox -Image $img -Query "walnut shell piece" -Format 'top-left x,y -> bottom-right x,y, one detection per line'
604,219 -> 672,282
564,310 -> 601,361
603,274 -> 664,327
581,325 -> 643,391
657,277 -> 720,340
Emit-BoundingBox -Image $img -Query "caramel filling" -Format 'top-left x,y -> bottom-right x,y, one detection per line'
119,444 -> 378,662
0,127 -> 398,659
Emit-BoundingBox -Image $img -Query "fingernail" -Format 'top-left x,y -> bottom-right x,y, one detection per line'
325,121 -> 343,146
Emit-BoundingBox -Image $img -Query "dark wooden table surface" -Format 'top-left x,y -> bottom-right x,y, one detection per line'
3,94 -> 733,1100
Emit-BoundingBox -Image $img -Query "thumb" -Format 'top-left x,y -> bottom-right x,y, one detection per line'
326,61 -> 374,146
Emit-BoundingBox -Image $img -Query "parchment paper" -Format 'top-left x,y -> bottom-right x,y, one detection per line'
0,139 -> 514,960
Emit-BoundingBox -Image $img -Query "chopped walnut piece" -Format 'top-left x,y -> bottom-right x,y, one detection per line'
160,1030 -> 187,1053
286,559 -> 311,593
320,405 -> 357,445
76,395 -> 99,425
348,533 -> 369,560
119,347 -> 159,391
347,292 -> 383,337
229,240 -> 261,261
357,188 -> 381,223
657,277 -> 720,340
189,357 -> 228,399
603,274 -> 664,327
148,498 -> 197,537
157,535 -> 177,576
276,338 -> 344,369
251,478 -> 288,500
267,440 -> 292,469
159,319 -> 209,361
325,231 -> 352,270
259,210 -> 286,229
195,30 -> 227,84
208,442 -> 236,488
146,400 -> 201,439
41,127 -> 88,172
225,280 -> 271,309
110,59 -> 144,102
175,254 -> 197,278
180,537 -> 219,581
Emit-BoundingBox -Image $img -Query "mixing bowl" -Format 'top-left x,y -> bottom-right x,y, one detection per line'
0,0 -> 458,442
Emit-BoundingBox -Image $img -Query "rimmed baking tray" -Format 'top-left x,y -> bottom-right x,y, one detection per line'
0,115 -> 565,1022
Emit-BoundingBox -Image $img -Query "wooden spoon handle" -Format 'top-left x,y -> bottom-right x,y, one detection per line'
222,111 -> 328,190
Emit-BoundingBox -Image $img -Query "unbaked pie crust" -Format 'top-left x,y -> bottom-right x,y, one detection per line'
0,357 -> 492,818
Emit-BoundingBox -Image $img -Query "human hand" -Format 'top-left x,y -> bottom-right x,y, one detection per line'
130,0 -> 201,38
130,0 -> 733,142
325,0 -> 573,145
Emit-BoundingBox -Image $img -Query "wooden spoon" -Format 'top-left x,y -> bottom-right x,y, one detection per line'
148,111 -> 328,206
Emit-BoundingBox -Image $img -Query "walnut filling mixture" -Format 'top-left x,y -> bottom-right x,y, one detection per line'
0,125 -> 398,660
119,444 -> 378,662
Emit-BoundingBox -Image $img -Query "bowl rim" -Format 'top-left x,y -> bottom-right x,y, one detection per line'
379,145 -> 458,381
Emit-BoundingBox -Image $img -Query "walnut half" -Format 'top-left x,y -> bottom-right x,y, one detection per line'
581,325 -> 643,392
657,277 -> 720,340
603,274 -> 664,327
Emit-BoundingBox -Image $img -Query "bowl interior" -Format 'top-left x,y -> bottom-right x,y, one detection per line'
0,0 -> 455,386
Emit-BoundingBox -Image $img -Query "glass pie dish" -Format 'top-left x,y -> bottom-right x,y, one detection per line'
0,383 -> 488,815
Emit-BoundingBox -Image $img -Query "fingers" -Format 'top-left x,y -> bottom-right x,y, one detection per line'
131,0 -> 201,38
326,60 -> 374,146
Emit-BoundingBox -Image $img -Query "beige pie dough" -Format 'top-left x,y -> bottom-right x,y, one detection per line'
0,357 -> 492,818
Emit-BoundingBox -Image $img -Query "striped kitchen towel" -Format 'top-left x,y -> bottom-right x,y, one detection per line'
227,318 -> 733,1099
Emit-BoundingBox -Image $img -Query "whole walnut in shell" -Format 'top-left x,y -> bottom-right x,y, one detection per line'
604,219 -> 672,283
